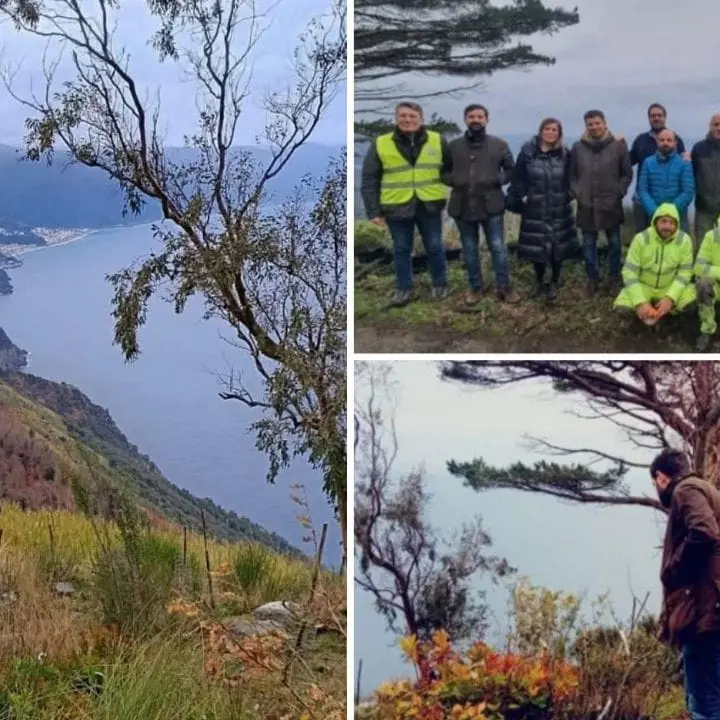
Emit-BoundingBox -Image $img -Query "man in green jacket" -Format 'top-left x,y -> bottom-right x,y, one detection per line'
614,203 -> 696,327
360,101 -> 451,307
693,217 -> 720,350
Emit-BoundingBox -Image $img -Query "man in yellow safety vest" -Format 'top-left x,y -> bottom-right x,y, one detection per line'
360,101 -> 451,306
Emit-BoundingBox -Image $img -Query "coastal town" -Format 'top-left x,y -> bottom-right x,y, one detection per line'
0,226 -> 92,257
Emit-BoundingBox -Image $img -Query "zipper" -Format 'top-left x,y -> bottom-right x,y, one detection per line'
656,242 -> 665,288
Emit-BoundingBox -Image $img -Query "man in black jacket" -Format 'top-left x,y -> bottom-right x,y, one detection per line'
443,104 -> 520,305
360,102 -> 452,307
630,103 -> 688,232
692,113 -> 720,244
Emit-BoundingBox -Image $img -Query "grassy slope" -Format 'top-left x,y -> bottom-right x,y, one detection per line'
354,214 -> 702,353
0,505 -> 346,720
0,371 -> 297,553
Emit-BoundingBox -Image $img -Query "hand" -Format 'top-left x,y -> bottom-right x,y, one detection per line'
616,134 -> 625,143
370,216 -> 385,227
682,151 -> 691,161
655,297 -> 674,318
637,303 -> 656,321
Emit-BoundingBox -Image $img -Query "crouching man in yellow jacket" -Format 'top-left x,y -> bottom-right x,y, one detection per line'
693,216 -> 720,351
614,203 -> 696,330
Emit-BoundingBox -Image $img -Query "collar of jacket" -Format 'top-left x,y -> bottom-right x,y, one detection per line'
661,473 -> 699,507
655,149 -> 678,162
393,126 -> 428,145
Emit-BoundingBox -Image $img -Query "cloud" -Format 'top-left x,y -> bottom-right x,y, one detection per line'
0,0 -> 345,145
358,0 -> 717,138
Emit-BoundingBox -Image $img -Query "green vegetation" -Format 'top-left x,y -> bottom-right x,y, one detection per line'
0,504 -> 346,720
0,371 -> 296,553
354,215 -> 700,353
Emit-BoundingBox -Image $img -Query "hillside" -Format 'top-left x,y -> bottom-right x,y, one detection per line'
0,327 -> 27,370
0,369 -> 297,554
0,143 -> 341,229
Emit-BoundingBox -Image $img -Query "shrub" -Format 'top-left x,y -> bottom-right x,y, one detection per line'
233,543 -> 275,594
92,533 -> 180,634
354,220 -> 392,255
373,631 -> 580,720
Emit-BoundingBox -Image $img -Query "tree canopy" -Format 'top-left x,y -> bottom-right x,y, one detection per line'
441,361 -> 720,515
355,0 -> 579,106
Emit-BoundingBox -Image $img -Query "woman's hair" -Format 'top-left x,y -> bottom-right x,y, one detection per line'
538,117 -> 563,141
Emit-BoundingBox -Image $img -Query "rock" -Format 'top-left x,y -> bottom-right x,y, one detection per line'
53,581 -> 75,597
252,600 -> 301,626
0,590 -> 18,603
227,616 -> 287,639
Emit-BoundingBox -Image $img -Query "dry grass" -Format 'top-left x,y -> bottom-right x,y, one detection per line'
0,505 -> 346,719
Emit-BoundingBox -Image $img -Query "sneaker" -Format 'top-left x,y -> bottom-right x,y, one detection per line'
390,290 -> 414,307
697,334 -> 713,352
464,289 -> 484,306
586,279 -> 599,297
497,287 -> 521,304
430,286 -> 449,301
546,282 -> 559,303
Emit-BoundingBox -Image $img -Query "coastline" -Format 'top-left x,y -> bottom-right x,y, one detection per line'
1,220 -> 158,258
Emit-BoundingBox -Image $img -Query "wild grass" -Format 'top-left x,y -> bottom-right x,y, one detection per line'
0,504 -> 346,719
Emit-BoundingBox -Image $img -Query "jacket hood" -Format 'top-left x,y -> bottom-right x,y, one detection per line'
651,203 -> 681,240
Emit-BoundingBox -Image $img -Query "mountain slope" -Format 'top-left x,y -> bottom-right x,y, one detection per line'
0,370 -> 297,554
0,143 -> 341,229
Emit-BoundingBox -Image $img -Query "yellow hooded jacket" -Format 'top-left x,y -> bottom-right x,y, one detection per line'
621,203 -> 694,307
694,216 -> 720,283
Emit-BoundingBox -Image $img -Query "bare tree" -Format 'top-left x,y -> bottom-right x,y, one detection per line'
354,362 -> 514,643
0,0 -> 348,552
441,361 -> 720,515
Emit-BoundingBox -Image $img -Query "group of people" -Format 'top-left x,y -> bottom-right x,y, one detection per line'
359,101 -> 720,349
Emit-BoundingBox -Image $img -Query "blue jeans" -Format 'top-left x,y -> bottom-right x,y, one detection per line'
583,227 -> 622,281
684,633 -> 720,719
385,208 -> 447,291
455,215 -> 510,291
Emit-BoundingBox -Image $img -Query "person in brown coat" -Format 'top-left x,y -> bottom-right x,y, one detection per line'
570,109 -> 632,296
651,448 -> 720,718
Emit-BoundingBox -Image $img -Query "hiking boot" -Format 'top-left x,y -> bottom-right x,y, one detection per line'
546,282 -> 559,303
430,286 -> 449,301
586,279 -> 600,297
530,281 -> 547,299
390,290 -> 414,307
464,289 -> 484,306
697,333 -> 713,352
497,287 -> 521,304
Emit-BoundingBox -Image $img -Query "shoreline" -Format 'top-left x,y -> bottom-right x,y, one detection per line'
1,220 -> 159,259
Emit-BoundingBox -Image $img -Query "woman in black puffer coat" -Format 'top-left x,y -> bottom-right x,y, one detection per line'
507,117 -> 579,302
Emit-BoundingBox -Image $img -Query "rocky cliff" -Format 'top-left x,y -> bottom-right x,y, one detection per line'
0,328 -> 27,371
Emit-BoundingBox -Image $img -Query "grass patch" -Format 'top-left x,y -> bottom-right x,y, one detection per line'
0,505 -> 346,719
354,215 -> 702,353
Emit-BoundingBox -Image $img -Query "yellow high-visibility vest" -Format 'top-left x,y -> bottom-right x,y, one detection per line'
376,131 -> 447,206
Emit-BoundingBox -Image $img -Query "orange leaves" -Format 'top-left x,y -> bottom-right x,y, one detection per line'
166,600 -> 200,618
373,634 -> 581,719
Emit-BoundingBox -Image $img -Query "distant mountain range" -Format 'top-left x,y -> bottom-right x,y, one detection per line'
0,142 -> 340,229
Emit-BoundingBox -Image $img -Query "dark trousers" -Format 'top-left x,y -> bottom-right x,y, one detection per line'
684,633 -> 720,719
386,206 -> 447,291
454,214 -> 511,291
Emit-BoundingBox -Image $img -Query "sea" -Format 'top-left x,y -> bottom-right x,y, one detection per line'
0,224 -> 341,567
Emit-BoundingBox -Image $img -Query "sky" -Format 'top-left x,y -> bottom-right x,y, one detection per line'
355,0 -> 720,142
0,0 -> 345,146
354,361 -> 670,696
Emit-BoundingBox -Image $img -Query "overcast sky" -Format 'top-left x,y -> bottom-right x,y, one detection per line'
356,0 -> 719,141
0,0 -> 345,146
355,361 -> 668,696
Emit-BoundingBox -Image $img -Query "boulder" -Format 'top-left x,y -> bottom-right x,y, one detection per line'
227,616 -> 287,639
53,581 -> 75,597
252,600 -> 301,626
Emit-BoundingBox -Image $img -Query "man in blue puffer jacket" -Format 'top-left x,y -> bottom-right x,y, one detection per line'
638,128 -> 695,234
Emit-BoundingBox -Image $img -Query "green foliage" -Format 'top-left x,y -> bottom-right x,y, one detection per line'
354,220 -> 392,255
233,543 -> 274,594
355,0 -> 580,100
91,503 -> 181,634
354,115 -> 460,138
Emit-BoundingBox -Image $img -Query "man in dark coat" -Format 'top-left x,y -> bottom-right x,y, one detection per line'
691,113 -> 720,245
360,101 -> 452,307
651,448 -> 720,718
630,103 -> 688,232
442,103 -> 520,305
570,109 -> 632,295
